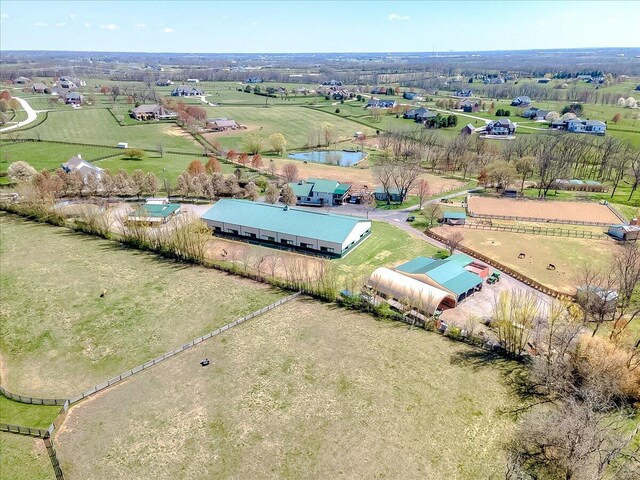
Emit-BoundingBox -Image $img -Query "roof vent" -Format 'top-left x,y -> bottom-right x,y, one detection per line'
283,205 -> 289,211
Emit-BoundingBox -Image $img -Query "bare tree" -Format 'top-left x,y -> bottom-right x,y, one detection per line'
265,183 -> 279,204
443,230 -> 464,255
372,162 -> 395,205
416,179 -> 430,210
281,184 -> 297,206
421,203 -> 441,228
281,163 -> 299,183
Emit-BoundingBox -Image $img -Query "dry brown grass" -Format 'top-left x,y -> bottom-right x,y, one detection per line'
56,299 -> 519,480
468,196 -> 621,224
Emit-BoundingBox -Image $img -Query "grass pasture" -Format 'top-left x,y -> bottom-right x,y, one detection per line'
0,214 -> 286,398
0,433 -> 53,480
432,225 -> 625,293
0,395 -> 61,429
201,105 -> 376,151
56,298 -> 519,480
12,109 -> 200,151
0,141 -> 122,174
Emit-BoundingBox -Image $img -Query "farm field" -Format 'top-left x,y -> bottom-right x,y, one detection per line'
11,109 -> 201,151
467,195 -> 621,224
0,214 -> 286,398
0,141 -> 121,174
55,298 -> 519,480
433,225 -> 624,293
0,433 -> 53,480
201,105 -> 376,151
269,155 -> 466,191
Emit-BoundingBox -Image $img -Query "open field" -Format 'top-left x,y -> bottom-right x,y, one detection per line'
0,214 -> 286,398
433,225 -> 625,293
269,155 -> 466,191
0,141 -> 121,174
468,195 -> 621,224
10,109 -> 201,151
201,105 -> 376,151
0,433 -> 53,480
56,298 -> 519,480
0,395 -> 60,428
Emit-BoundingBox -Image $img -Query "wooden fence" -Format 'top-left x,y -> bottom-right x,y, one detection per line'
0,423 -> 50,438
0,384 -> 67,405
424,229 -> 574,300
464,222 -> 608,240
466,210 -> 614,227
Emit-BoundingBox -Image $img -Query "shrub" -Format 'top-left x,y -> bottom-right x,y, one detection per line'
335,108 -> 340,113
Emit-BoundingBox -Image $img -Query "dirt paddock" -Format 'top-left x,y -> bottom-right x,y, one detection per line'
467,196 -> 621,224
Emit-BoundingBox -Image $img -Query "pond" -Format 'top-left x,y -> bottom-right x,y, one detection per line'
287,150 -> 366,167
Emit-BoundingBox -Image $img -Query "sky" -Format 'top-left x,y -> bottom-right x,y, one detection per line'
0,0 -> 638,53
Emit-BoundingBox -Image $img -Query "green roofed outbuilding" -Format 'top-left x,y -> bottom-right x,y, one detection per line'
201,199 -> 371,257
288,178 -> 351,206
127,202 -> 181,224
442,211 -> 467,225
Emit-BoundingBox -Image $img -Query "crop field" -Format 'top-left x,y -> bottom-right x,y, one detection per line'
0,141 -> 121,174
0,214 -> 286,398
55,298 -> 519,480
467,195 -> 621,224
13,109 -> 200,151
201,105 -> 376,151
432,225 -> 624,293
0,433 -> 53,480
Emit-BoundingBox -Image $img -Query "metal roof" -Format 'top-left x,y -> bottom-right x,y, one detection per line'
289,178 -> 350,197
201,199 -> 370,244
130,203 -> 181,218
396,254 -> 482,296
443,211 -> 467,219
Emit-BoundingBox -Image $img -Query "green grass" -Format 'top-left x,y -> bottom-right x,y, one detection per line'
201,105 -> 376,151
55,298 -> 520,479
0,214 -> 286,398
93,152 -> 240,183
10,109 -> 201,151
0,141 -> 121,173
0,433 -> 53,480
335,221 -> 442,283
375,195 -> 421,210
0,395 -> 60,429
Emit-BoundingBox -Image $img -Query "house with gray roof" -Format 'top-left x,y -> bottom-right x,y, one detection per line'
32,82 -> 47,93
61,154 -> 104,182
64,91 -> 84,105
171,85 -> 204,96
205,118 -> 244,131
201,199 -> 371,257
366,98 -> 397,109
511,96 -> 531,107
289,178 -> 351,206
485,118 -> 516,136
550,118 -> 606,135
132,104 -> 177,121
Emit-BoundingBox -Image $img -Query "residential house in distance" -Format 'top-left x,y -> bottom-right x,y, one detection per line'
460,100 -> 480,113
64,92 -> 84,105
205,117 -> 244,131
128,199 -> 181,225
32,82 -> 47,93
485,118 -> 516,136
511,96 -> 531,107
59,79 -> 77,89
171,85 -> 204,96
131,104 -> 177,121
156,79 -> 173,86
537,78 -> 550,84
322,80 -> 342,86
454,89 -> 473,97
13,76 -> 31,84
460,123 -> 476,135
483,76 -> 505,84
60,76 -> 86,87
245,77 -> 263,83
201,199 -> 372,258
371,86 -> 389,95
550,118 -> 607,135
366,98 -> 396,109
186,78 -> 200,83
415,109 -> 437,123
289,178 -> 351,206
61,154 -> 104,182
403,91 -> 419,100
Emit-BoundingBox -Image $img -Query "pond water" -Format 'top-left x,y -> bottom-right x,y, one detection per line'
287,150 -> 366,167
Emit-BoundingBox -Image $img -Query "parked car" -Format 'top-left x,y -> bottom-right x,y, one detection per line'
406,215 -> 416,222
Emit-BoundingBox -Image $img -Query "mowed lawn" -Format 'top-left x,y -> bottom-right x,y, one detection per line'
15,109 -> 201,151
202,105 -> 375,151
335,221 -> 442,285
0,433 -> 53,480
0,395 -> 60,429
432,225 -> 625,293
0,141 -> 121,174
0,214 -> 286,398
56,298 -> 519,480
